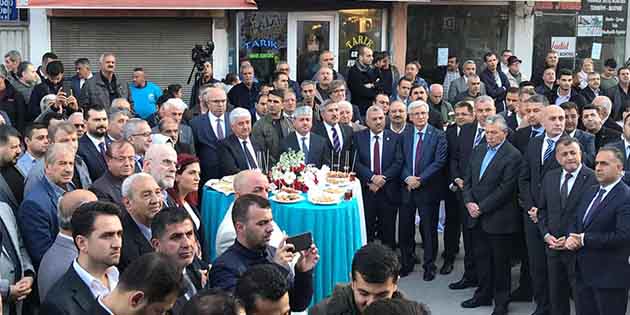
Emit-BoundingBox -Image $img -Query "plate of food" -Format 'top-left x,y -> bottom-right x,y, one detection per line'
205,179 -> 234,195
326,171 -> 350,185
323,186 -> 345,195
309,193 -> 340,205
271,192 -> 304,204
279,186 -> 301,194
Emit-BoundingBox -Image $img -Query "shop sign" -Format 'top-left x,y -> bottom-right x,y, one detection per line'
551,37 -> 576,58
0,0 -> 17,21
577,15 -> 603,36
582,0 -> 627,35
344,34 -> 375,49
242,39 -> 280,50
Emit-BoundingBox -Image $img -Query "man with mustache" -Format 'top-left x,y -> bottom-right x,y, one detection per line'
78,104 -> 111,181
79,53 -> 129,108
119,173 -> 163,272
90,140 -> 136,209
18,143 -> 75,268
143,143 -> 178,208
151,207 -> 204,314
0,125 -> 25,213
41,201 -> 122,315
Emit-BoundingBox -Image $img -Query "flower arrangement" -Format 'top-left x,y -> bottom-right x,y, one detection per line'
270,149 -> 316,192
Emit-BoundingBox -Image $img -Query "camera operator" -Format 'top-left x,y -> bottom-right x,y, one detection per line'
190,62 -> 219,113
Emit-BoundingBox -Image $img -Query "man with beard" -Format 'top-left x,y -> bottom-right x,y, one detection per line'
79,53 -> 130,108
582,104 -> 622,151
18,143 -> 76,267
78,104 -> 111,181
347,45 -> 378,115
0,126 -> 25,212
143,143 -> 178,208
28,60 -> 68,121
209,194 -> 318,312
560,101 -> 596,167
546,69 -> 587,108
41,201 -> 122,315
314,67 -> 334,105
387,101 -> 411,134
90,140 -> 136,208
89,253 -> 181,315
119,173 -> 163,272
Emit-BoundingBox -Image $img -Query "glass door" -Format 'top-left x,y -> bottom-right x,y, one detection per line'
288,12 -> 338,83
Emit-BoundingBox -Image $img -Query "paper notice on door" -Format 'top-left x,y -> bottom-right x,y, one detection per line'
591,43 -> 602,60
437,48 -> 449,66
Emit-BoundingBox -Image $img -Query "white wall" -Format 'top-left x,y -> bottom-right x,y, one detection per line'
28,8 -> 51,63
212,17 -> 229,81
508,1 -> 535,79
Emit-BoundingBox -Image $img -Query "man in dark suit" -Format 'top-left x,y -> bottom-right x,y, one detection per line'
560,101 -> 596,167
582,104 -> 622,151
461,115 -> 521,315
280,106 -> 330,168
77,104 -> 111,181
448,96 -> 497,289
479,52 -> 510,113
151,208 -> 206,314
353,105 -> 403,249
90,140 -> 136,209
398,100 -> 447,280
70,58 -> 92,98
518,105 -> 569,315
579,72 -> 601,104
537,137 -> 597,315
41,201 -> 122,315
119,173 -> 163,272
0,125 -> 25,213
566,147 -> 630,315
219,108 -> 265,177
593,95 -> 623,133
88,253 -> 182,315
546,69 -> 587,108
312,100 -> 354,168
190,86 -> 231,184
509,94 -> 548,154
499,87 -> 522,131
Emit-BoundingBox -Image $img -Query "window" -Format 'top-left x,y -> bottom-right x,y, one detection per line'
338,9 -> 383,77
237,12 -> 288,83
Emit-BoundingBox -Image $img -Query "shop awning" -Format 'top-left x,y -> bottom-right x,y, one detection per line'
16,0 -> 257,9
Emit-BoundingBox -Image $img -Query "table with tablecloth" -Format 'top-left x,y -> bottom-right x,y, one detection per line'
200,180 -> 367,304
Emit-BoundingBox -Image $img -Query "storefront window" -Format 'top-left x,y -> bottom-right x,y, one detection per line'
338,9 -> 383,77
406,6 -> 508,84
237,12 -> 288,82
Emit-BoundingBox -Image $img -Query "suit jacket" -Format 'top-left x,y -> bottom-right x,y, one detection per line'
38,233 -> 78,302
537,166 -> 597,256
479,68 -> 510,107
605,140 -> 630,185
463,141 -> 522,234
119,213 -> 153,272
546,88 -> 588,108
0,202 -> 34,315
70,75 -> 82,98
450,122 -> 485,182
24,156 -> 92,196
87,301 -> 110,315
509,125 -> 538,154
400,124 -> 447,202
580,86 -> 599,104
0,166 -> 24,212
89,171 -> 124,208
280,132 -> 331,168
190,113 -> 231,183
594,126 -> 622,152
17,176 -> 66,267
353,129 -> 403,203
77,134 -> 110,181
572,181 -> 630,288
603,118 -> 623,133
312,122 -> 354,167
218,134 -> 265,177
151,123 -> 195,152
603,84 -> 627,121
41,265 -> 96,315
447,77 -> 486,103
500,110 -> 519,131
251,115 -> 293,165
572,129 -> 596,167
518,134 -> 562,211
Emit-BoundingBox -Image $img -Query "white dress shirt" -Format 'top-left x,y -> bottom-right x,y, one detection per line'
73,260 -> 119,298
324,122 -> 344,149
560,164 -> 582,195
209,112 -> 226,138
240,137 -> 259,168
79,73 -> 93,90
541,133 -> 562,164
370,131 -> 384,174
296,132 -> 310,152
86,132 -> 106,153
624,138 -> 630,160
583,177 -> 623,227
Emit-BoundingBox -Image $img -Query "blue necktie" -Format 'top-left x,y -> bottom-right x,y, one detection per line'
583,188 -> 606,224
479,146 -> 496,179
543,138 -> 555,162
301,137 -> 309,163
331,127 -> 341,152
530,128 -> 543,138
473,128 -> 485,148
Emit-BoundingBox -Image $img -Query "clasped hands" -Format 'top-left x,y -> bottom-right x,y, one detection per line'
545,233 -> 583,251
465,202 -> 481,218
405,176 -> 421,191
368,175 -> 386,192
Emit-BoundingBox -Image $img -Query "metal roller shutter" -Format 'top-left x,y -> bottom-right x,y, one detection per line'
51,17 -> 212,101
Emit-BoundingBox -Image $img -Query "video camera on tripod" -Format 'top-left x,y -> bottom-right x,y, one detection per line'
187,41 -> 215,85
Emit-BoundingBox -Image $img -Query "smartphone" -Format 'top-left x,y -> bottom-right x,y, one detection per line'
286,232 -> 312,252
62,79 -> 73,96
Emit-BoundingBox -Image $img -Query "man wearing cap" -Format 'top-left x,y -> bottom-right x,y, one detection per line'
506,56 -> 528,88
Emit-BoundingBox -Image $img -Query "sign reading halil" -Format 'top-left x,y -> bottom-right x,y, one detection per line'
551,37 -> 576,58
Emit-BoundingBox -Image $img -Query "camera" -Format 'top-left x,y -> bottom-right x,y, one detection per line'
191,41 -> 215,71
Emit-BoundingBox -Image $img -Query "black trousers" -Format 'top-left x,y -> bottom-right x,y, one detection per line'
362,188 -> 397,249
547,251 -> 576,315
472,225 -> 514,307
459,196 -> 477,280
523,214 -> 550,313
575,265 -> 629,315
399,191 -> 439,271
513,231 -> 533,293
442,188 -> 461,262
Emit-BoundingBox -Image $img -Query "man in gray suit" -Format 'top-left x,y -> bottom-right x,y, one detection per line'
0,201 -> 35,315
38,189 -> 97,302
448,60 -> 487,103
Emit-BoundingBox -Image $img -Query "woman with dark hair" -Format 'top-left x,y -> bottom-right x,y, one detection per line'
167,153 -> 207,259
166,84 -> 183,99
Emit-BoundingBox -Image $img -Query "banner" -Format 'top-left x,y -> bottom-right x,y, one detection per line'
17,0 -> 256,9
551,37 -> 576,58
0,0 -> 18,21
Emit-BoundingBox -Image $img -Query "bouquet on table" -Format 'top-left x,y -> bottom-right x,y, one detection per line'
269,149 -> 318,192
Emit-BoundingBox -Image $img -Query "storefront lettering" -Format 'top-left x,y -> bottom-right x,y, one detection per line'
344,35 -> 375,49
242,39 -> 280,50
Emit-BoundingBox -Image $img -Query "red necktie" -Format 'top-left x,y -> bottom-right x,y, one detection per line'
373,136 -> 381,175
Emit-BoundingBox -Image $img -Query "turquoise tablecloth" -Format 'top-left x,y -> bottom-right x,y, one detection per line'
201,186 -> 364,304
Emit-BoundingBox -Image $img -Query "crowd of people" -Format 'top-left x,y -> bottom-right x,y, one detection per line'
0,44 -> 628,315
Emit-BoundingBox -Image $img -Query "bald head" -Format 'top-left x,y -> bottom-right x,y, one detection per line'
58,189 -> 98,231
542,105 -> 566,137
233,170 -> 269,199
144,144 -> 177,189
